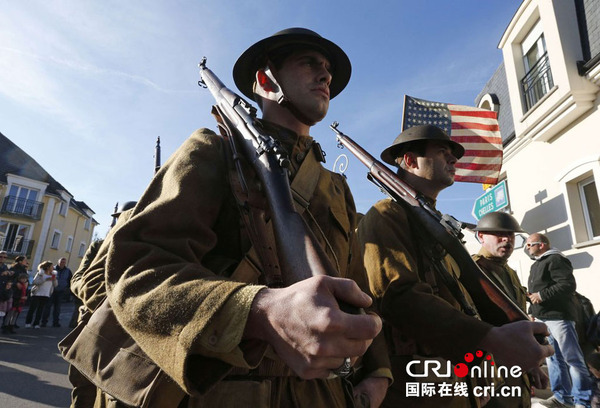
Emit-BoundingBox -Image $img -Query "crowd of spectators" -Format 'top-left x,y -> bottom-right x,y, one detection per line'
0,253 -> 72,334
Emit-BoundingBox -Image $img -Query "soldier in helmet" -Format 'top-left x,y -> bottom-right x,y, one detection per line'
67,200 -> 137,408
96,29 -> 390,408
472,212 -> 548,407
472,212 -> 528,309
359,125 -> 553,407
71,200 -> 138,318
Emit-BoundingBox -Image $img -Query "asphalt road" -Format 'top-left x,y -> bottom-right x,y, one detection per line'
0,302 -> 75,408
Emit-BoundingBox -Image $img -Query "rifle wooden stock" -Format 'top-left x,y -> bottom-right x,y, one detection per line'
331,123 -> 529,327
199,59 -> 360,314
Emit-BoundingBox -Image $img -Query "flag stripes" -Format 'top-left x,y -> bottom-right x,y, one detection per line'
402,95 -> 503,184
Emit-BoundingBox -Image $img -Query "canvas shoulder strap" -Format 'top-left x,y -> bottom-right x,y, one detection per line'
229,141 -> 323,284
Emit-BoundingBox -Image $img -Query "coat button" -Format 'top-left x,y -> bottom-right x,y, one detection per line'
208,335 -> 218,346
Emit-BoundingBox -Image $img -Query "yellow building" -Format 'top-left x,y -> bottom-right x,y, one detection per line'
0,131 -> 97,275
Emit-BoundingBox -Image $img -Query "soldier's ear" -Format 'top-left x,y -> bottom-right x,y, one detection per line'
403,152 -> 418,169
256,69 -> 276,93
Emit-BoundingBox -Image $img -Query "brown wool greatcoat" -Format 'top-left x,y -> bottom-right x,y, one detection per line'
359,198 -> 494,408
99,125 -> 390,407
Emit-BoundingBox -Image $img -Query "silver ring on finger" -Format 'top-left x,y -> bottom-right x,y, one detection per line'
330,357 -> 352,378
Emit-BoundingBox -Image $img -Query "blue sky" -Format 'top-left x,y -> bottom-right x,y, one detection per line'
0,0 -> 522,239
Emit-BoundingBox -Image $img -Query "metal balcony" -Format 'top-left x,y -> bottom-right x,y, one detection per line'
0,237 -> 34,258
521,52 -> 554,112
0,196 -> 44,220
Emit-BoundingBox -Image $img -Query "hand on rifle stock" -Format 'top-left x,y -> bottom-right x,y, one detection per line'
479,320 -> 554,372
244,275 -> 382,379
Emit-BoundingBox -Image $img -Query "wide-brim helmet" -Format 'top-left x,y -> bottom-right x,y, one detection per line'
233,27 -> 351,101
111,201 -> 137,217
473,211 -> 525,233
380,124 -> 465,166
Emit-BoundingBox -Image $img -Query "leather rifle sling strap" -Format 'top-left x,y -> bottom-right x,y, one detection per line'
229,141 -> 322,284
213,106 -> 321,285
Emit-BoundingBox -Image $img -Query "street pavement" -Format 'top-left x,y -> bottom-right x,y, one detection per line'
0,302 -> 75,407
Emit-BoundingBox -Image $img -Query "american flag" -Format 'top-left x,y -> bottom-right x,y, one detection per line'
402,95 -> 503,184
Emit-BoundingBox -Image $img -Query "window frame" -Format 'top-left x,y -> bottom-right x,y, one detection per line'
65,236 -> 73,253
58,201 -> 68,216
578,176 -> 600,240
50,230 -> 62,250
558,157 -> 600,248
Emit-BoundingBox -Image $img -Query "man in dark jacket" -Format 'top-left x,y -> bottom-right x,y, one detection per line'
42,257 -> 72,327
527,232 -> 593,408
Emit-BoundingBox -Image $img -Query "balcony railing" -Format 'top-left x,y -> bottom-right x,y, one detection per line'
521,52 -> 554,112
0,196 -> 44,220
0,237 -> 34,258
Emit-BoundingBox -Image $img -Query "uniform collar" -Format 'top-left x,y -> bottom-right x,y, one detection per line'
258,119 -> 317,173
478,247 -> 508,265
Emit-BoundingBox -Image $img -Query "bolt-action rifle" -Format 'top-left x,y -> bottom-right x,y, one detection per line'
330,122 -> 540,334
198,58 -> 360,314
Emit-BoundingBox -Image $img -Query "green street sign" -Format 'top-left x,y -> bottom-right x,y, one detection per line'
472,180 -> 508,220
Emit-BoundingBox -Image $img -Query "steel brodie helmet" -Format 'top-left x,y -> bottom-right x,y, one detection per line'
111,201 -> 137,217
380,124 -> 465,166
233,27 -> 351,101
473,212 -> 525,233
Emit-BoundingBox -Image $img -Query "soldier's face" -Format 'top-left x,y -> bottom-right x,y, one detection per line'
479,231 -> 515,260
276,50 -> 332,124
413,142 -> 457,188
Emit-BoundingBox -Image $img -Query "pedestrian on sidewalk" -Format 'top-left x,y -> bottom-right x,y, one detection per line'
42,257 -> 72,328
2,273 -> 29,334
25,261 -> 57,329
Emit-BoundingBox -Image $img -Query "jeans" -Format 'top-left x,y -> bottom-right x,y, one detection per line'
25,296 -> 49,326
42,289 -> 65,325
542,319 -> 593,406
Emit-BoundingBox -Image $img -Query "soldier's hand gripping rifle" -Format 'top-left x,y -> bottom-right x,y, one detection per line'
198,58 -> 360,314
330,122 -> 541,335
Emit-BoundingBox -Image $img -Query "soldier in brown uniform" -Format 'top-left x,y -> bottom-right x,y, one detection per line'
472,212 -> 549,407
67,201 -> 137,408
99,28 -> 391,407
358,125 -> 553,407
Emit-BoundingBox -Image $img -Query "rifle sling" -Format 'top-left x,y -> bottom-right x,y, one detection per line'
400,199 -> 480,318
223,127 -> 322,285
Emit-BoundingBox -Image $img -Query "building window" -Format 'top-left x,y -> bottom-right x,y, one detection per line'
78,242 -> 87,257
50,230 -> 62,249
520,20 -> 553,111
559,158 -> 600,246
3,185 -> 42,218
84,217 -> 91,231
66,236 -> 73,253
58,201 -> 68,216
0,221 -> 32,256
578,176 -> 600,240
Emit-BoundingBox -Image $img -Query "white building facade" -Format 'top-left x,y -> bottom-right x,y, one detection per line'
476,0 -> 600,309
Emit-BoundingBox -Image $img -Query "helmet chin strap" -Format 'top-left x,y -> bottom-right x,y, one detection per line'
262,65 -> 317,127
